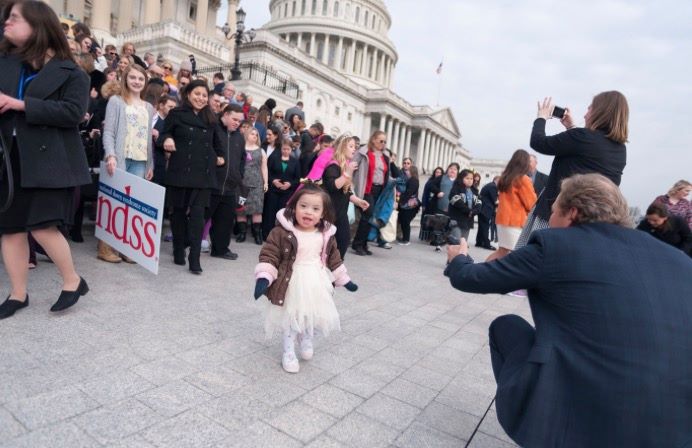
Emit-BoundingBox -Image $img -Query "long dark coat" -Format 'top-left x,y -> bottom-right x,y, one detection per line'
161,105 -> 223,189
0,55 -> 91,188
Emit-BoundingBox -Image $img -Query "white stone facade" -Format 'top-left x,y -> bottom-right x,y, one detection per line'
50,0 -> 505,172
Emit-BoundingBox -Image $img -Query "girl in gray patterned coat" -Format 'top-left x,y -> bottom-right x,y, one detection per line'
254,186 -> 358,373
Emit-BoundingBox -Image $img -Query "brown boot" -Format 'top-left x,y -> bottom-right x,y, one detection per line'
119,253 -> 137,264
97,241 -> 122,263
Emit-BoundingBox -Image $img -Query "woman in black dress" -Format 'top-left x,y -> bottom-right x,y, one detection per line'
262,138 -> 300,238
396,158 -> 421,245
161,79 -> 224,274
0,0 -> 92,319
322,135 -> 369,259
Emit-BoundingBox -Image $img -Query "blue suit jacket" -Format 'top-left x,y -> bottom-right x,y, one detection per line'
445,223 -> 692,447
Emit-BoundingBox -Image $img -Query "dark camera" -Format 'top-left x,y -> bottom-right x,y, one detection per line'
447,220 -> 462,245
188,54 -> 197,75
552,105 -> 566,119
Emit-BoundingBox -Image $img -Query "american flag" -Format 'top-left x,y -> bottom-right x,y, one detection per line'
436,61 -> 443,74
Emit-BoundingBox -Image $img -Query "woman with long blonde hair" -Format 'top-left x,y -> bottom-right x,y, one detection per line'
322,135 -> 369,258
99,64 -> 155,263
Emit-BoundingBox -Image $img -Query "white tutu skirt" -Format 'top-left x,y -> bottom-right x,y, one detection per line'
264,261 -> 341,338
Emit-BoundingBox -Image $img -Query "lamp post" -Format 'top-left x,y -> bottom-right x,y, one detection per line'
222,7 -> 256,81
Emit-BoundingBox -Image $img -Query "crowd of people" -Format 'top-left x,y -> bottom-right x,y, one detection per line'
0,3 -> 690,442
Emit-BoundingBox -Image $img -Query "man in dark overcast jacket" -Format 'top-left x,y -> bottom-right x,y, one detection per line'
445,174 -> 692,448
208,104 -> 245,260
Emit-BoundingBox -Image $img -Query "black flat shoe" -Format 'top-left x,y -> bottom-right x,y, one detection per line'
210,251 -> 238,260
50,278 -> 89,312
189,267 -> 203,275
0,295 -> 29,319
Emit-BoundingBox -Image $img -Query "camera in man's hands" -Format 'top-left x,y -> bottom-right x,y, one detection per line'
447,220 -> 462,245
552,105 -> 566,119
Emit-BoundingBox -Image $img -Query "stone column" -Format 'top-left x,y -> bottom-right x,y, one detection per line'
423,133 -> 433,172
431,135 -> 439,169
143,0 -> 160,24
162,0 -> 176,21
436,137 -> 443,168
370,50 -> 377,79
196,0 -> 209,35
336,36 -> 344,69
416,129 -> 427,170
297,33 -> 303,49
403,126 -> 412,159
90,0 -> 111,36
309,33 -> 317,58
384,115 -> 393,146
348,40 -> 356,73
359,44 -> 367,76
362,113 -> 373,140
384,58 -> 391,86
117,0 -> 133,32
390,120 -> 400,157
321,35 -> 330,64
377,51 -> 385,83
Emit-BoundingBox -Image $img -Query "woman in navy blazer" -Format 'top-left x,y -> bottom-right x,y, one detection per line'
0,1 -> 91,318
445,174 -> 692,448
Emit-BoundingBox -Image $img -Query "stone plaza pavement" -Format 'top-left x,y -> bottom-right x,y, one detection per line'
0,230 -> 528,447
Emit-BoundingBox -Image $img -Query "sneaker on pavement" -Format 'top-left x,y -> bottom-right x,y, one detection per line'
282,352 -> 300,373
201,239 -> 210,253
397,241 -> 410,246
297,333 -> 314,360
377,242 -> 392,249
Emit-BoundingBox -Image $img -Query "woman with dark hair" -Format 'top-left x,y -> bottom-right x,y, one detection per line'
0,0 -> 91,318
428,163 -> 459,215
419,166 -> 444,240
518,92 -> 629,248
262,124 -> 281,159
447,169 -> 482,241
262,138 -> 300,239
162,79 -> 224,274
396,158 -> 420,246
486,149 -> 537,262
637,202 -> 691,256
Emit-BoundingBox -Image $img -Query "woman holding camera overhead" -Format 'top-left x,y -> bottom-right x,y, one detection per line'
516,91 -> 629,247
0,0 -> 92,319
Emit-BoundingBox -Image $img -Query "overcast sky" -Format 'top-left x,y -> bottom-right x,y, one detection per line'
221,1 -> 691,210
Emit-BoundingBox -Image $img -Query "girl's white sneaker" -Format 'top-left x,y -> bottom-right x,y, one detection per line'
282,352 -> 300,373
298,334 -> 314,360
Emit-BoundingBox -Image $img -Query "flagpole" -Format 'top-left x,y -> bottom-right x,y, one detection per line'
435,59 -> 443,107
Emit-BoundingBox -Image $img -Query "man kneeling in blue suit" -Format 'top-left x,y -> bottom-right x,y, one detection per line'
445,173 -> 692,448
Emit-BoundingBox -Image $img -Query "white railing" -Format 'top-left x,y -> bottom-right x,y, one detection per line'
118,21 -> 231,62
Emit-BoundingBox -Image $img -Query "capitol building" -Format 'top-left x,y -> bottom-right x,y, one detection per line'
48,0 -> 505,181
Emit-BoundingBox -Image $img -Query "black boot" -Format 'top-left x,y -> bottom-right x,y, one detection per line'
252,223 -> 263,245
187,206 -> 204,275
236,222 -> 247,243
171,207 -> 187,265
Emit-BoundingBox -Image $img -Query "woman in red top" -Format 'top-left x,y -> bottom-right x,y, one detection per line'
487,149 -> 537,262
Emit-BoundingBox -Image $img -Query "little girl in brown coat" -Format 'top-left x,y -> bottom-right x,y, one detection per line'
254,185 -> 358,373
